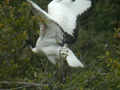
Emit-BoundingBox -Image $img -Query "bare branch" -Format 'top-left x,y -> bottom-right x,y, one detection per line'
0,81 -> 48,90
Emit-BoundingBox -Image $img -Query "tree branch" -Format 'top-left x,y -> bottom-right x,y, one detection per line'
0,81 -> 48,89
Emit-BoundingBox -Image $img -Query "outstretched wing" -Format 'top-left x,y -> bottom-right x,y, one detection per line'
66,48 -> 84,68
71,0 -> 91,16
59,44 -> 84,67
27,0 -> 55,23
27,0 -> 64,42
27,0 -> 64,64
48,0 -> 91,36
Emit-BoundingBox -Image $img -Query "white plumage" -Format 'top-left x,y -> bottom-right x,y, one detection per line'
48,0 -> 91,35
27,0 -> 91,67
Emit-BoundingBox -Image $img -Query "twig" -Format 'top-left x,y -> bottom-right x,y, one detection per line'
0,81 -> 48,90
0,89 -> 10,90
0,85 -> 30,90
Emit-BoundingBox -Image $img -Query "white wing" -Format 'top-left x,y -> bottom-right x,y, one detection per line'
27,0 -> 55,22
27,0 -> 64,64
71,0 -> 91,16
66,48 -> 84,68
48,0 -> 91,36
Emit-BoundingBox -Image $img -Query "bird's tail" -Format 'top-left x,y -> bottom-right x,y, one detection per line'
66,48 -> 84,68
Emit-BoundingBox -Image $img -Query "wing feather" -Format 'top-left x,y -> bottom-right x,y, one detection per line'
48,0 -> 91,36
72,0 -> 91,16
27,0 -> 64,40
27,0 -> 55,22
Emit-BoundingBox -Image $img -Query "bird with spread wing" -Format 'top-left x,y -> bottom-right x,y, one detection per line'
27,0 -> 91,67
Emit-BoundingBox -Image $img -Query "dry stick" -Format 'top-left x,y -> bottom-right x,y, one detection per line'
0,85 -> 30,90
0,81 -> 48,90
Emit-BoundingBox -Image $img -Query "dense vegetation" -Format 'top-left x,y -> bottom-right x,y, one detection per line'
0,0 -> 120,90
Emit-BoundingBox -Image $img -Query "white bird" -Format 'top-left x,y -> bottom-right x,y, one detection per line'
27,0 -> 91,68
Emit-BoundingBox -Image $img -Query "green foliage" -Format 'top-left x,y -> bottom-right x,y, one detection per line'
0,0 -> 120,90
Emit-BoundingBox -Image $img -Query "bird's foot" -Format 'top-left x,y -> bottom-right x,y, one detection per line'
59,46 -> 69,58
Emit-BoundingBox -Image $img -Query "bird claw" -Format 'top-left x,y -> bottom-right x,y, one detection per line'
59,47 -> 69,58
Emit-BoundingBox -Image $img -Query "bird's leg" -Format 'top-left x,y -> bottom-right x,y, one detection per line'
59,44 -> 69,59
57,44 -> 69,83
